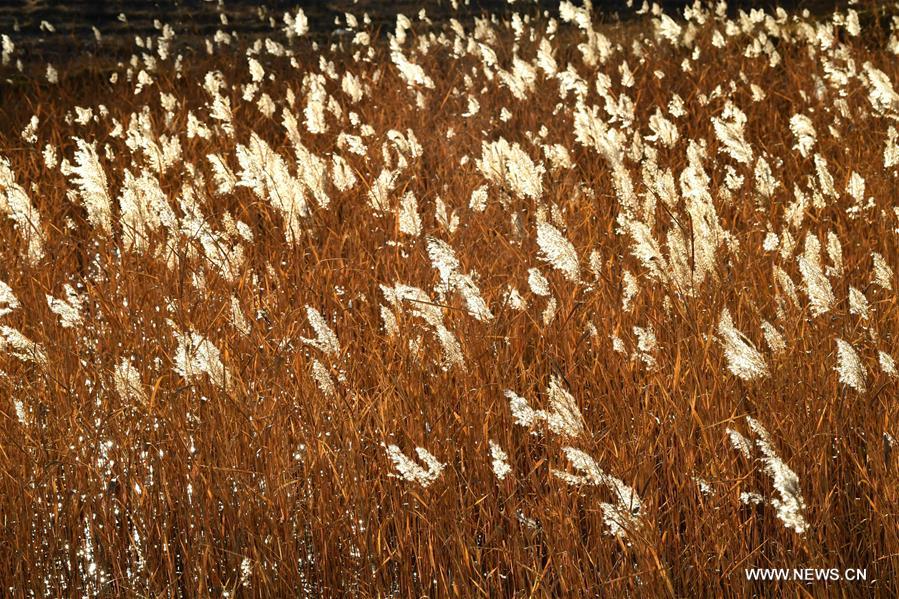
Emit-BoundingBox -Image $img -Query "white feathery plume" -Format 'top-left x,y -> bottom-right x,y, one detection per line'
871,252 -> 893,291
812,155 -> 837,201
380,283 -> 443,328
612,164 -> 638,217
778,229 -> 797,261
489,440 -> 511,481
20,115 -> 38,144
543,143 -> 573,172
527,268 -> 551,297
0,157 -> 46,264
544,376 -> 586,437
200,218 -> 247,282
505,376 -> 585,438
398,191 -> 422,236
384,129 -> 422,165
434,196 -> 459,234
303,73 -> 329,135
679,142 -> 724,291
559,1 -> 592,30
208,93 -> 234,137
46,284 -> 85,329
282,8 -> 309,38
434,323 -> 466,370
626,219 -> 669,283
711,101 -> 753,164
236,133 -> 308,245
186,111 -> 211,139
380,305 -> 399,337
589,249 -> 603,281
552,447 -> 642,539
654,13 -> 683,44
848,287 -> 870,320
390,50 -> 435,89
754,156 -> 778,199
835,338 -> 866,393
368,169 -> 396,213
0,279 -> 20,317
301,306 -> 340,357
9,411 -> 33,449
170,322 -> 230,389
178,191 -> 245,283
885,126 -> 899,168
789,114 -> 816,157
879,351 -> 897,377
536,222 -> 580,282
727,428 -> 753,459
774,265 -> 800,309
717,308 -> 768,381
862,62 -> 899,116
337,132 -> 367,156
477,138 -> 544,200
331,155 -> 357,192
1,34 -> 14,66
341,71 -> 364,103
380,282 -> 467,370
746,417 -> 808,535
541,296 -> 558,326
497,56 -> 538,100
536,37 -> 557,75
610,334 -> 626,355
452,274 -> 493,323
843,9 -> 861,36
42,144 -> 57,169
207,154 -> 237,195
503,285 -> 526,311
426,237 -> 461,290
462,94 -> 480,118
310,359 -> 336,397
114,358 -> 148,404
118,169 -> 178,254
632,325 -> 657,368
694,477 -> 713,497
256,92 -> 275,118
740,491 -> 766,506
645,108 -> 679,148
846,171 -> 865,204
507,389 -> 539,428
247,56 -> 264,83
469,185 -> 488,212
825,231 -> 843,278
68,138 -> 112,234
797,233 -> 834,316
760,320 -> 786,354
665,225 -> 692,295
383,444 -> 445,487
0,326 -> 47,365
426,237 -> 492,322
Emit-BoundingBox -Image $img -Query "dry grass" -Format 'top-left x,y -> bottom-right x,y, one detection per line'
1,1 -> 898,596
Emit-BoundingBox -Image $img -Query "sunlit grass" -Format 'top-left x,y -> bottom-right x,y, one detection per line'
0,1 -> 897,596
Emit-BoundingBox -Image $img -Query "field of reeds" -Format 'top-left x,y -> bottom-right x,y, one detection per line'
1,0 -> 898,596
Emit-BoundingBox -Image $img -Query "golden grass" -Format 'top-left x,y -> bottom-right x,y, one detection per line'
0,2 -> 898,596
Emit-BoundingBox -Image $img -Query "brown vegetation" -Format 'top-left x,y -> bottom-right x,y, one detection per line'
0,2 -> 898,596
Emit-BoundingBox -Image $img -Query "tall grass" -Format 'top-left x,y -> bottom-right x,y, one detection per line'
0,1 -> 898,596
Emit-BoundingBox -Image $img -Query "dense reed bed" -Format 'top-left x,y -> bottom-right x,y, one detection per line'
0,1 -> 898,596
